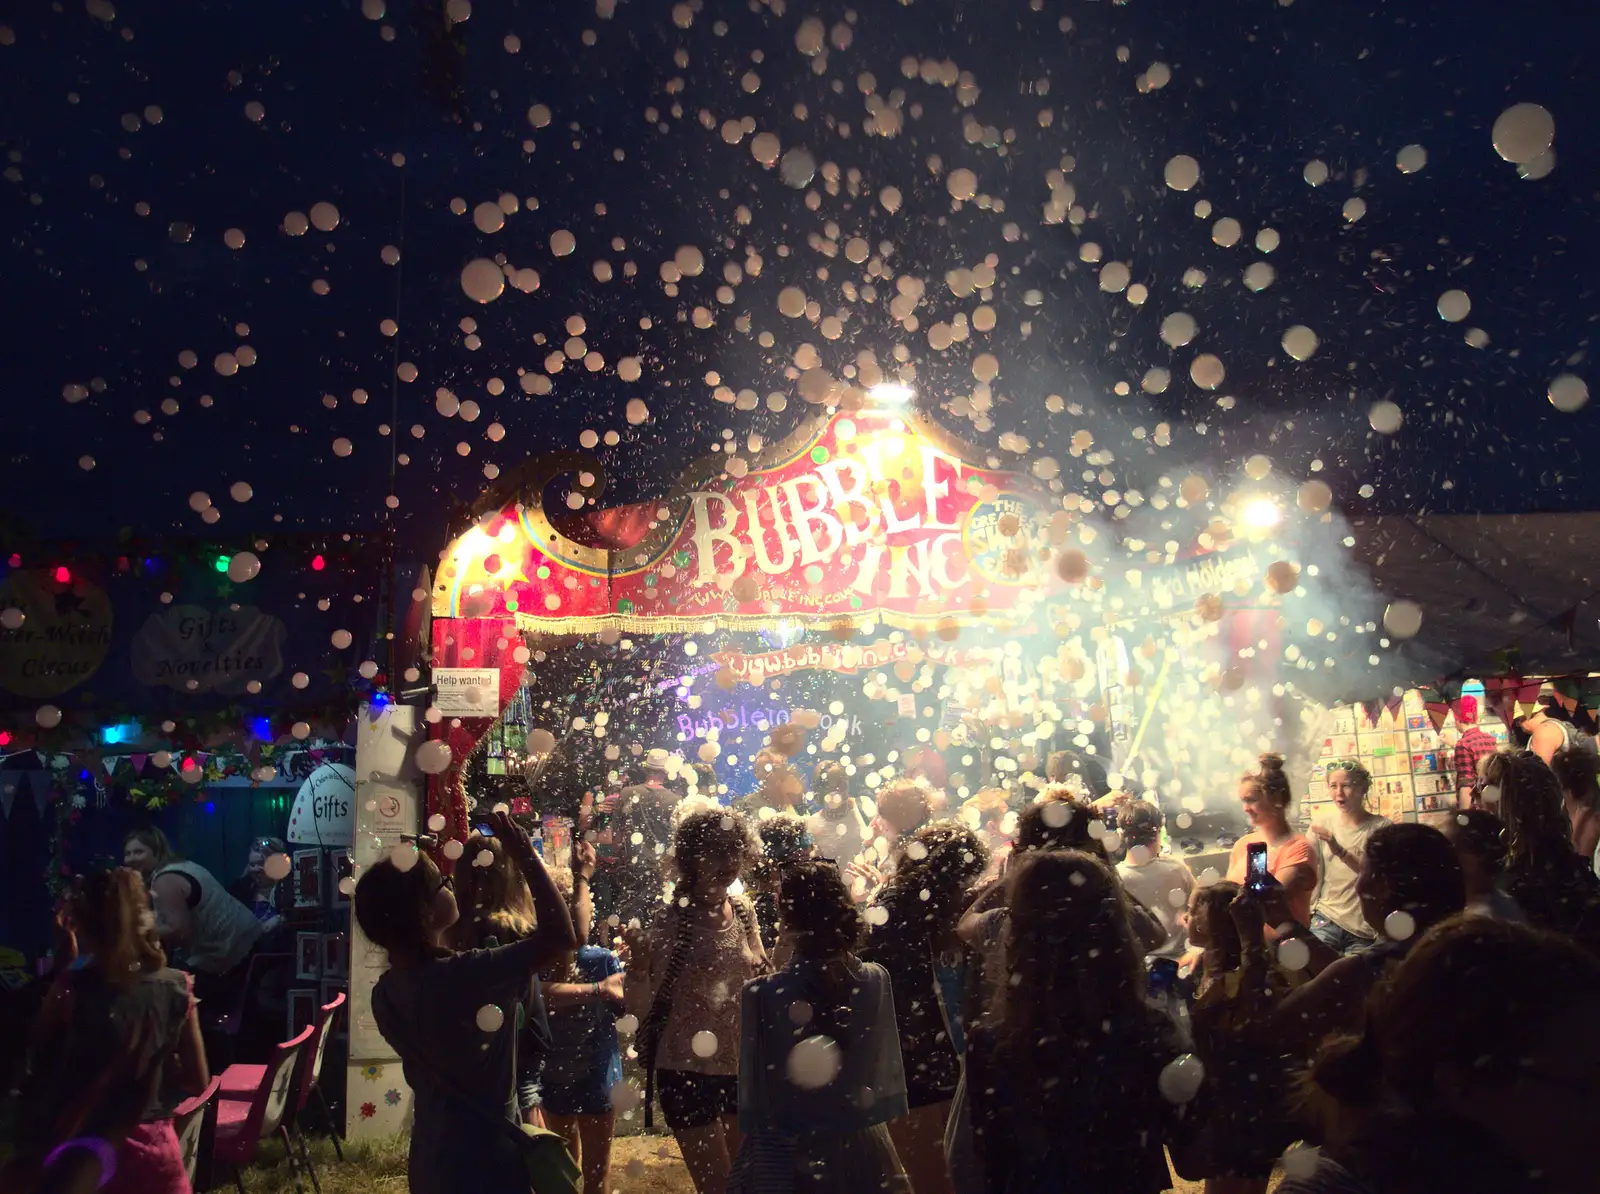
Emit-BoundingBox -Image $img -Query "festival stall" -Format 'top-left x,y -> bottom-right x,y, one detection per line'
345,403 -> 1076,1135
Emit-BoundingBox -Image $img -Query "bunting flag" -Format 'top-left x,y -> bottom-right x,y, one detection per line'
1424,701 -> 1450,733
1358,699 -> 1384,727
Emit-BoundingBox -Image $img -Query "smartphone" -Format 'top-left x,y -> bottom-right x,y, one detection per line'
472,823 -> 495,837
1246,841 -> 1270,893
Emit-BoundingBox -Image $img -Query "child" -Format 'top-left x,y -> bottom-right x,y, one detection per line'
624,808 -> 769,1194
540,841 -> 625,1194
730,860 -> 910,1193
14,868 -> 210,1194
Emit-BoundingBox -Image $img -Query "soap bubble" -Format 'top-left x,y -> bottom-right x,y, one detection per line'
461,258 -> 505,303
526,728 -> 557,755
331,629 -> 354,649
1548,375 -> 1589,413
1282,325 -> 1319,361
1492,103 -> 1555,164
1382,601 -> 1423,639
1157,1054 -> 1205,1103
263,853 -> 292,881
1163,154 -> 1199,191
1277,937 -> 1311,972
1369,401 -> 1404,435
416,740 -> 454,774
690,1030 -> 718,1058
36,705 -> 63,729
1436,290 -> 1471,323
608,1081 -> 642,1113
226,551 -> 261,582
1395,144 -> 1427,174
476,1004 -> 505,1032
428,813 -> 447,832
391,841 -> 419,872
787,1035 -> 843,1089
1384,909 -> 1416,941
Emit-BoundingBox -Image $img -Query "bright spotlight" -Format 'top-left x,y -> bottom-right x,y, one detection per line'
1239,495 -> 1282,530
868,382 -> 915,406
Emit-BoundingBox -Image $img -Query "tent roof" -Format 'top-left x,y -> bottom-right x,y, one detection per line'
1353,513 -> 1600,684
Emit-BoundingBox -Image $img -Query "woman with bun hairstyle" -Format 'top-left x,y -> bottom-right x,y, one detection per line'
1280,917 -> 1600,1194
730,860 -> 910,1194
1225,754 -> 1318,931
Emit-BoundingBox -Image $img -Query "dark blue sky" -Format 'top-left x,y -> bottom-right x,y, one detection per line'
3,0 -> 1597,562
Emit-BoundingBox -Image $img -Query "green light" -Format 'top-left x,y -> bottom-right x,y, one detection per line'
215,555 -> 231,573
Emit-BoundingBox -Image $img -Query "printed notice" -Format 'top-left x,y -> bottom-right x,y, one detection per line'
433,667 -> 499,715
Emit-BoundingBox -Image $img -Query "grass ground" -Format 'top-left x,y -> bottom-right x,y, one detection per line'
240,1132 -> 1281,1194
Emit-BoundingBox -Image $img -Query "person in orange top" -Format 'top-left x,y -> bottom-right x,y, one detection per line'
1225,753 -> 1319,931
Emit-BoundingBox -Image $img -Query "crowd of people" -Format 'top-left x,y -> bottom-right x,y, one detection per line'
7,730 -> 1600,1194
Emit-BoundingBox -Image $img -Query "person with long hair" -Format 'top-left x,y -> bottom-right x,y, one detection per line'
1281,917 -> 1600,1194
1264,823 -> 1465,1056
623,807 -> 769,1194
10,868 -> 209,1194
859,822 -> 988,1194
1550,742 -> 1600,877
1481,749 -> 1600,951
1225,754 -> 1318,931
444,829 -> 553,1126
729,860 -> 910,1194
1307,761 -> 1384,955
354,811 -> 575,1194
967,851 -> 1180,1194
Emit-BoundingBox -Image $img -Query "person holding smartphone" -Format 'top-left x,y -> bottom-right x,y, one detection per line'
1225,754 -> 1317,934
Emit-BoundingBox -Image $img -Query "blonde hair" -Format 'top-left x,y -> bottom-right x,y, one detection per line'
452,832 -> 536,945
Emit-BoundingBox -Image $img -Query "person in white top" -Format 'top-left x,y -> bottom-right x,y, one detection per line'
1308,760 -> 1386,955
1114,800 -> 1195,961
803,760 -> 870,867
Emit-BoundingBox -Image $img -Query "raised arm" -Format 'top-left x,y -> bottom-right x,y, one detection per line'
490,811 -> 576,962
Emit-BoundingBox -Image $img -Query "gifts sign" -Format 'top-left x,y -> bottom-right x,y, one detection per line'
131,605 -> 287,695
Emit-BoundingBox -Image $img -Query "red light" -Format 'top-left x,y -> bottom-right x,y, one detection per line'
311,554 -> 326,571
53,566 -> 71,584
0,731 -> 10,747
6,554 -> 19,568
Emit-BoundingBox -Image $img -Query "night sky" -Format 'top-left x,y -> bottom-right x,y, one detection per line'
3,0 -> 1597,563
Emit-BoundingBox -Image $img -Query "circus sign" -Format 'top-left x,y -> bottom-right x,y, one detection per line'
433,409 -> 1058,633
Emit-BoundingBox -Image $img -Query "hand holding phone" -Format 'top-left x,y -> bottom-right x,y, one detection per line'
1245,841 -> 1271,894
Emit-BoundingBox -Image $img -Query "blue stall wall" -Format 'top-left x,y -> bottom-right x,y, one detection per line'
0,781 -> 295,964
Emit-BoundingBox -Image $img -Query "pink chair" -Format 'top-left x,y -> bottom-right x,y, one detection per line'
203,952 -> 292,1068
219,992 -> 346,1192
173,1076 -> 222,1191
213,1024 -> 313,1194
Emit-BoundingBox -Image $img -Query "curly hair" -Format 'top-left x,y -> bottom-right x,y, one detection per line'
1118,799 -> 1164,849
1015,796 -> 1108,859
669,806 -> 758,891
1482,749 -> 1572,868
882,820 -> 990,930
780,859 -> 862,959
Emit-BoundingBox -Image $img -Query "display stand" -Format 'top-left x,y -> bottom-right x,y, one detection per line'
1306,689 -> 1509,826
